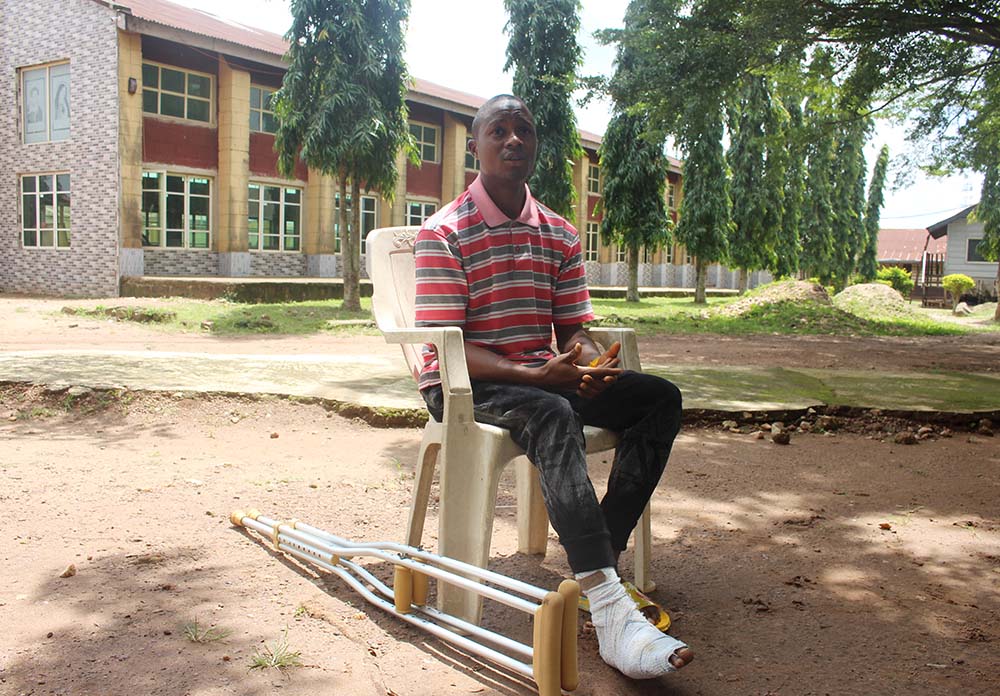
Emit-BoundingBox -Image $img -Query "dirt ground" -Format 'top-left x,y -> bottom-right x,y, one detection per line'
1,296 -> 999,696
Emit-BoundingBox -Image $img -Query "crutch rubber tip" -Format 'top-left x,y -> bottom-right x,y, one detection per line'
246,508 -> 261,520
230,510 -> 246,527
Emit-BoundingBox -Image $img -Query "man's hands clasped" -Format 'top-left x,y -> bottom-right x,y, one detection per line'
539,341 -> 622,398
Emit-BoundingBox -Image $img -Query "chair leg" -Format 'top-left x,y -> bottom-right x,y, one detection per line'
516,458 -> 549,555
436,429 -> 507,625
405,433 -> 440,549
633,502 -> 655,593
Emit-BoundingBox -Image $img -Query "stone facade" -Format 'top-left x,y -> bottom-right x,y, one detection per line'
249,252 -> 307,277
0,0 -> 121,297
143,250 -> 219,277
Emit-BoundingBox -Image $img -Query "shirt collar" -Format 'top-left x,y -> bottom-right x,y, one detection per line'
470,175 -> 540,228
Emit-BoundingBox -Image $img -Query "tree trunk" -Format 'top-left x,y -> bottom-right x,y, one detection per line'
738,268 -> 749,294
994,260 -> 1000,322
337,176 -> 361,311
627,245 -> 640,302
342,179 -> 362,312
694,258 -> 707,304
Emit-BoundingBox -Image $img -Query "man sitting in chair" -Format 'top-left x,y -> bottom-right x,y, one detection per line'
413,94 -> 693,679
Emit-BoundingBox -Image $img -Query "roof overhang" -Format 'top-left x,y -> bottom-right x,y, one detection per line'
122,14 -> 287,69
927,203 -> 976,239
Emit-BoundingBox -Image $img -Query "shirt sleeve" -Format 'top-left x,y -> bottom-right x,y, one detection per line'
552,223 -> 595,325
414,226 -> 469,327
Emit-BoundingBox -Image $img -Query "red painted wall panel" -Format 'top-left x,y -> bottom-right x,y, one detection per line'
249,133 -> 308,181
588,195 -> 602,221
143,118 -> 218,169
407,161 -> 442,199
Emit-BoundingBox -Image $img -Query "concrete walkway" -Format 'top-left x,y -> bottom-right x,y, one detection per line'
2,349 -> 999,415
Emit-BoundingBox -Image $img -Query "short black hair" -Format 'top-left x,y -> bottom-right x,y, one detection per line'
471,94 -> 532,138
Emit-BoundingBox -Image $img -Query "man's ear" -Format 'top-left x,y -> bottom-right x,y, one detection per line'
467,138 -> 477,157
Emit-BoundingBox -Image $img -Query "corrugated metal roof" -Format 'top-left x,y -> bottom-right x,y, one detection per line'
927,203 -> 977,239
117,0 -> 290,56
877,228 -> 946,262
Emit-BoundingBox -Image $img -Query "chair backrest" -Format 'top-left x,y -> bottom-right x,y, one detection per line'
367,226 -> 424,382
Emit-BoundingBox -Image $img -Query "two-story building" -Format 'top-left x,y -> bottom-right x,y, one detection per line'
2,0 -> 762,298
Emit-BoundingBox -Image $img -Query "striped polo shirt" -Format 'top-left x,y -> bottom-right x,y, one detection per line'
414,175 -> 594,391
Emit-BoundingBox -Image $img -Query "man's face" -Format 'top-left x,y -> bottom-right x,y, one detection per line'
470,99 -> 537,185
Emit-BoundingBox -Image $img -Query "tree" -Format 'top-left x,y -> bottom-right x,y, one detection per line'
800,108 -> 836,282
774,93 -> 804,278
942,274 -> 976,311
727,74 -> 776,292
858,145 -> 889,282
674,101 -> 732,304
598,108 -> 672,302
972,161 -> 1000,321
829,118 -> 868,290
274,0 -> 412,311
504,0 -> 584,219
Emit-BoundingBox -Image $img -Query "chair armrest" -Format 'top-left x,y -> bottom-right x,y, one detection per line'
588,327 -> 643,372
379,326 -> 475,425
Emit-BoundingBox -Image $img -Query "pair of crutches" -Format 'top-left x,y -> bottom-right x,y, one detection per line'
231,509 -> 580,695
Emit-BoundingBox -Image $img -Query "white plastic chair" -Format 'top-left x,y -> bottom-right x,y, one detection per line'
367,226 -> 653,624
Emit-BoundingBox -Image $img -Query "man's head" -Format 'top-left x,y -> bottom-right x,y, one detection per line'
469,94 -> 537,186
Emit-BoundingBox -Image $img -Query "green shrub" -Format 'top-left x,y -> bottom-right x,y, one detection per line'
875,266 -> 915,296
942,273 -> 976,308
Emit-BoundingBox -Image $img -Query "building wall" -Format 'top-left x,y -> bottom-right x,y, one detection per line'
944,219 -> 998,288
0,0 -> 121,297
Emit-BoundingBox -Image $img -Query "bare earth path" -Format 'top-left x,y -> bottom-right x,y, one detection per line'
1,296 -> 999,695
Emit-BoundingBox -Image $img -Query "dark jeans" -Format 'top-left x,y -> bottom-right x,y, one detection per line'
421,371 -> 682,573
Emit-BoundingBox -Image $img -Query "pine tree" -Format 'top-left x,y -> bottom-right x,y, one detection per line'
504,0 -> 584,219
774,93 -> 804,278
675,101 -> 732,304
274,0 -> 412,311
829,119 -> 869,289
728,74 -> 777,292
858,145 -> 889,282
599,108 -> 672,302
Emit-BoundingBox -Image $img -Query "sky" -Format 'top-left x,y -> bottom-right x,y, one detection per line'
168,0 -> 981,229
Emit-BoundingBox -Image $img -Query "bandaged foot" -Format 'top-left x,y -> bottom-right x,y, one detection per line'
577,567 -> 694,679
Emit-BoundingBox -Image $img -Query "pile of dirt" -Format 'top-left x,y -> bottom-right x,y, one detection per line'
833,283 -> 916,320
714,280 -> 831,317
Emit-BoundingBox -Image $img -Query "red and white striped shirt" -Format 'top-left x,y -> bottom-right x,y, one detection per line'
414,175 -> 594,391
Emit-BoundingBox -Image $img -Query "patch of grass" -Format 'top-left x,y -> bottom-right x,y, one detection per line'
183,619 -> 232,643
249,630 -> 303,672
56,298 -> 377,337
590,295 -> 968,337
62,305 -> 176,323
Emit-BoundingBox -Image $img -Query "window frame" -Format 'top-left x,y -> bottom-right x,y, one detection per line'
966,237 -> 990,263
587,163 -> 601,196
21,61 -> 71,144
141,170 -> 213,250
334,192 -> 380,254
667,182 -> 677,210
465,149 -> 480,171
248,182 -> 302,252
141,60 -> 214,125
21,172 -> 71,249
616,244 -> 627,263
249,85 -> 278,134
406,200 -> 438,227
584,221 -> 599,262
409,121 -> 440,163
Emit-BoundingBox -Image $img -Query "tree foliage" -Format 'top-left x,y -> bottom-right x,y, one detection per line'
858,145 -> 889,282
504,0 -> 584,219
274,0 -> 411,311
829,118 -> 869,290
599,108 -> 672,302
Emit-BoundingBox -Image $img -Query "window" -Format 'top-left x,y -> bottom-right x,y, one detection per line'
409,122 -> 439,162
642,247 -> 654,264
406,201 -> 437,227
21,174 -> 70,248
665,244 -> 674,264
587,164 -> 601,195
22,62 -> 70,143
465,150 -> 480,171
248,183 -> 301,251
667,182 -> 677,210
617,245 -> 628,263
250,86 -> 277,134
967,238 -> 989,263
684,249 -> 693,265
141,171 -> 211,248
334,193 -> 379,254
585,221 -> 599,262
142,62 -> 212,123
